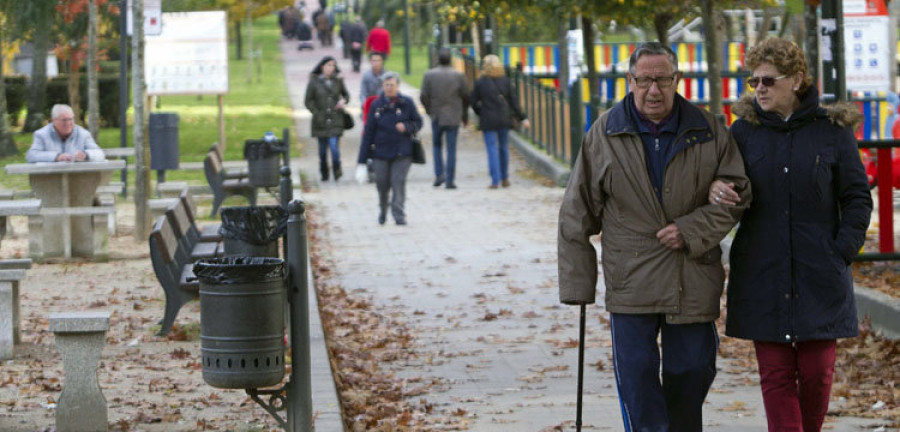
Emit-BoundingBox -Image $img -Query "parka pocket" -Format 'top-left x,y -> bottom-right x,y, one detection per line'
813,148 -> 836,201
819,235 -> 849,272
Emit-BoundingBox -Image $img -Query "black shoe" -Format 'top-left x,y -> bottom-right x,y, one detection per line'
395,219 -> 407,226
433,176 -> 445,187
378,214 -> 386,225
333,166 -> 343,181
446,183 -> 457,189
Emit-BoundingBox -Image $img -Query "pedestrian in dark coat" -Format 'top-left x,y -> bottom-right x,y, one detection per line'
470,54 -> 529,188
355,72 -> 423,225
420,47 -> 469,188
710,38 -> 872,432
305,56 -> 350,181
346,17 -> 367,72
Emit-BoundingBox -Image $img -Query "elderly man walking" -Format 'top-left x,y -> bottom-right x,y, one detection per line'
557,42 -> 751,431
26,104 -> 105,163
420,47 -> 469,189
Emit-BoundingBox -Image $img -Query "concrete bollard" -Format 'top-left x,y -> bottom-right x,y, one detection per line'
50,311 -> 110,432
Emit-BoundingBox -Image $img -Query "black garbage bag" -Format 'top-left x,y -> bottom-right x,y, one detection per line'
192,256 -> 285,285
218,206 -> 288,245
243,139 -> 285,160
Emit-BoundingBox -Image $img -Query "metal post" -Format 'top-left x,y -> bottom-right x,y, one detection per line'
569,76 -> 583,166
119,0 -> 128,197
280,167 -> 293,259
821,0 -> 847,101
282,127 -> 291,167
403,0 -> 411,75
286,200 -> 312,432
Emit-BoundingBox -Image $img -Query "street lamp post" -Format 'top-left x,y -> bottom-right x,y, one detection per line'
403,0 -> 411,75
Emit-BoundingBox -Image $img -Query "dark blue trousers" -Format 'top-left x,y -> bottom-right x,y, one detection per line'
610,313 -> 718,432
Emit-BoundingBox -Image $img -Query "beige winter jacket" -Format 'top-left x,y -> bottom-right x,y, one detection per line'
558,95 -> 751,324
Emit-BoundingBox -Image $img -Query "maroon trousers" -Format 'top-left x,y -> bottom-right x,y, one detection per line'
754,340 -> 837,432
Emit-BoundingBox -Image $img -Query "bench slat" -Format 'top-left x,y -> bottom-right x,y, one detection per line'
40,206 -> 114,216
0,199 -> 41,216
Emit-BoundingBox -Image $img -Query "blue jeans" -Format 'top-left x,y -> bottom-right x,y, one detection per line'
610,313 -> 718,432
482,129 -> 509,186
317,136 -> 340,178
431,119 -> 459,185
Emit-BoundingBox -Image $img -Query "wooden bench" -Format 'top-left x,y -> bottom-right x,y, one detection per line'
179,189 -> 222,242
204,151 -> 256,217
148,214 -> 201,336
157,181 -> 189,199
210,144 -> 248,180
166,198 -> 223,262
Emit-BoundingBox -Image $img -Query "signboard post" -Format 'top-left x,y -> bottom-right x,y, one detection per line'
126,0 -> 162,36
843,0 -> 891,93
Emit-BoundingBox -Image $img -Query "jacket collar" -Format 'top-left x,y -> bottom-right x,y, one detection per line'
606,93 -> 710,138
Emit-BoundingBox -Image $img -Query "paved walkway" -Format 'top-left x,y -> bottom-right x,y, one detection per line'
280,40 -> 889,431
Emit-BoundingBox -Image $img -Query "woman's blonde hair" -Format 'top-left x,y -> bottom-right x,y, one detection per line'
480,54 -> 505,78
745,38 -> 813,94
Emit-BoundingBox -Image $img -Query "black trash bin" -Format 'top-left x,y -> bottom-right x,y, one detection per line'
219,205 -> 287,257
244,139 -> 285,188
149,113 -> 180,171
194,257 -> 285,389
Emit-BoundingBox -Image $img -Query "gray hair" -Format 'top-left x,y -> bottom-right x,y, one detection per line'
628,42 -> 678,75
381,71 -> 400,84
375,20 -> 385,28
51,104 -> 74,120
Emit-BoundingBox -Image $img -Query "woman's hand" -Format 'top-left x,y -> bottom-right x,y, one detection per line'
709,179 -> 740,206
395,122 -> 406,133
520,119 -> 531,130
334,100 -> 346,110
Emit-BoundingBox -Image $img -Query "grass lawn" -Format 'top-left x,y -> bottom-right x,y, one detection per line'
0,14 -> 292,189
384,45 -> 430,89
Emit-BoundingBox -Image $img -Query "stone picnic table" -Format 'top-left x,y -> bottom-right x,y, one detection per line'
5,160 -> 125,261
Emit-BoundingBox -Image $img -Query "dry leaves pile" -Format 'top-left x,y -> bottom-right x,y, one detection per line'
307,212 -> 467,431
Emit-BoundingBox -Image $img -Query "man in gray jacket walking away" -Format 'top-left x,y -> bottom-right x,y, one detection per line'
420,48 -> 469,188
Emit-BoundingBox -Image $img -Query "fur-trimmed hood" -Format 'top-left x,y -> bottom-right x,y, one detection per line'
731,90 -> 863,130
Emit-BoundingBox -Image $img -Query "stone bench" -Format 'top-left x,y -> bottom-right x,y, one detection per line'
0,259 -> 31,360
157,181 -> 189,199
95,185 -> 121,236
33,206 -> 114,262
0,199 -> 41,242
49,311 -> 110,432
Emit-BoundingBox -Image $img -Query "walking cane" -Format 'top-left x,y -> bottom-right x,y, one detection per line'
576,304 -> 586,432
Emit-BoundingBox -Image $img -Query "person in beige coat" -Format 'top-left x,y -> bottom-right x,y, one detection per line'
557,42 -> 751,431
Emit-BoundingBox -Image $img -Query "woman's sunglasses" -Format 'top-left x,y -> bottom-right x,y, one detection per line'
747,75 -> 787,89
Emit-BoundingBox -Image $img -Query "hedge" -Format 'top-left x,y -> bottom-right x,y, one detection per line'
4,74 -> 129,128
4,76 -> 27,125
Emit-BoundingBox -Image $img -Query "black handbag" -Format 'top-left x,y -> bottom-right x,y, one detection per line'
341,110 -> 354,130
411,135 -> 426,164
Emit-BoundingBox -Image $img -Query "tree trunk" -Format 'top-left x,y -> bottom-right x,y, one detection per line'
654,13 -> 672,46
557,19 -> 569,94
133,0 -> 151,241
758,7 -> 774,44
777,9 -> 792,39
470,22 -> 481,63
235,20 -> 243,60
67,58 -> 82,122
24,25 -> 51,132
701,0 -> 722,117
246,6 -> 253,84
88,0 -> 100,140
0,27 -> 17,157
582,16 -> 599,122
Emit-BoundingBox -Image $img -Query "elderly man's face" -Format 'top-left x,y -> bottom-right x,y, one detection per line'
628,54 -> 680,123
52,111 -> 75,138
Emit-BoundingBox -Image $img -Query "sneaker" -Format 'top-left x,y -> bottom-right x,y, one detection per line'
445,183 -> 457,189
501,179 -> 510,188
433,176 -> 445,187
488,184 -> 499,189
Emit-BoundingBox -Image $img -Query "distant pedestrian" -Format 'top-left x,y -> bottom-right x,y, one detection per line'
355,72 -> 423,225
346,17 -> 368,72
305,56 -> 350,181
420,47 -> 469,189
365,20 -> 391,60
470,54 -> 529,189
296,20 -> 314,50
360,52 -> 385,105
708,38 -> 872,432
557,42 -> 752,431
314,10 -> 332,46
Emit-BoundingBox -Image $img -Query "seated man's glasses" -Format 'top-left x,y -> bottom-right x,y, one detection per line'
632,75 -> 678,89
747,75 -> 787,89
54,117 -> 75,123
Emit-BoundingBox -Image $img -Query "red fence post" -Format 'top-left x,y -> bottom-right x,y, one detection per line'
877,148 -> 894,253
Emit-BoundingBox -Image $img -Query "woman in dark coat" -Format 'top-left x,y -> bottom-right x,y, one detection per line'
470,54 -> 529,189
355,72 -> 423,225
304,56 -> 349,181
710,38 -> 872,432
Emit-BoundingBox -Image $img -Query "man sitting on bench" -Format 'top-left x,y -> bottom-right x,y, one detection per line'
25,104 -> 106,163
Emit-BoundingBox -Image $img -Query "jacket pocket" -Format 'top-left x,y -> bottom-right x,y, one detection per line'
813,148 -> 836,201
820,235 -> 849,272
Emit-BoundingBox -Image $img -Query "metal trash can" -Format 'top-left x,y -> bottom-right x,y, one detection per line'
244,137 -> 285,188
149,113 -> 180,171
194,257 -> 285,389
219,205 -> 287,257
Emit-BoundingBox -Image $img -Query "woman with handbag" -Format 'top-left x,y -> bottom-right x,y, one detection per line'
470,54 -> 530,189
305,56 -> 350,181
355,72 -> 423,225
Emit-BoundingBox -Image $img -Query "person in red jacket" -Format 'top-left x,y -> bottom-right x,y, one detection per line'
365,20 -> 391,59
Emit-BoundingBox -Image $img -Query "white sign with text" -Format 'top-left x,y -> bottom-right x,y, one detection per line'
144,11 -> 229,95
